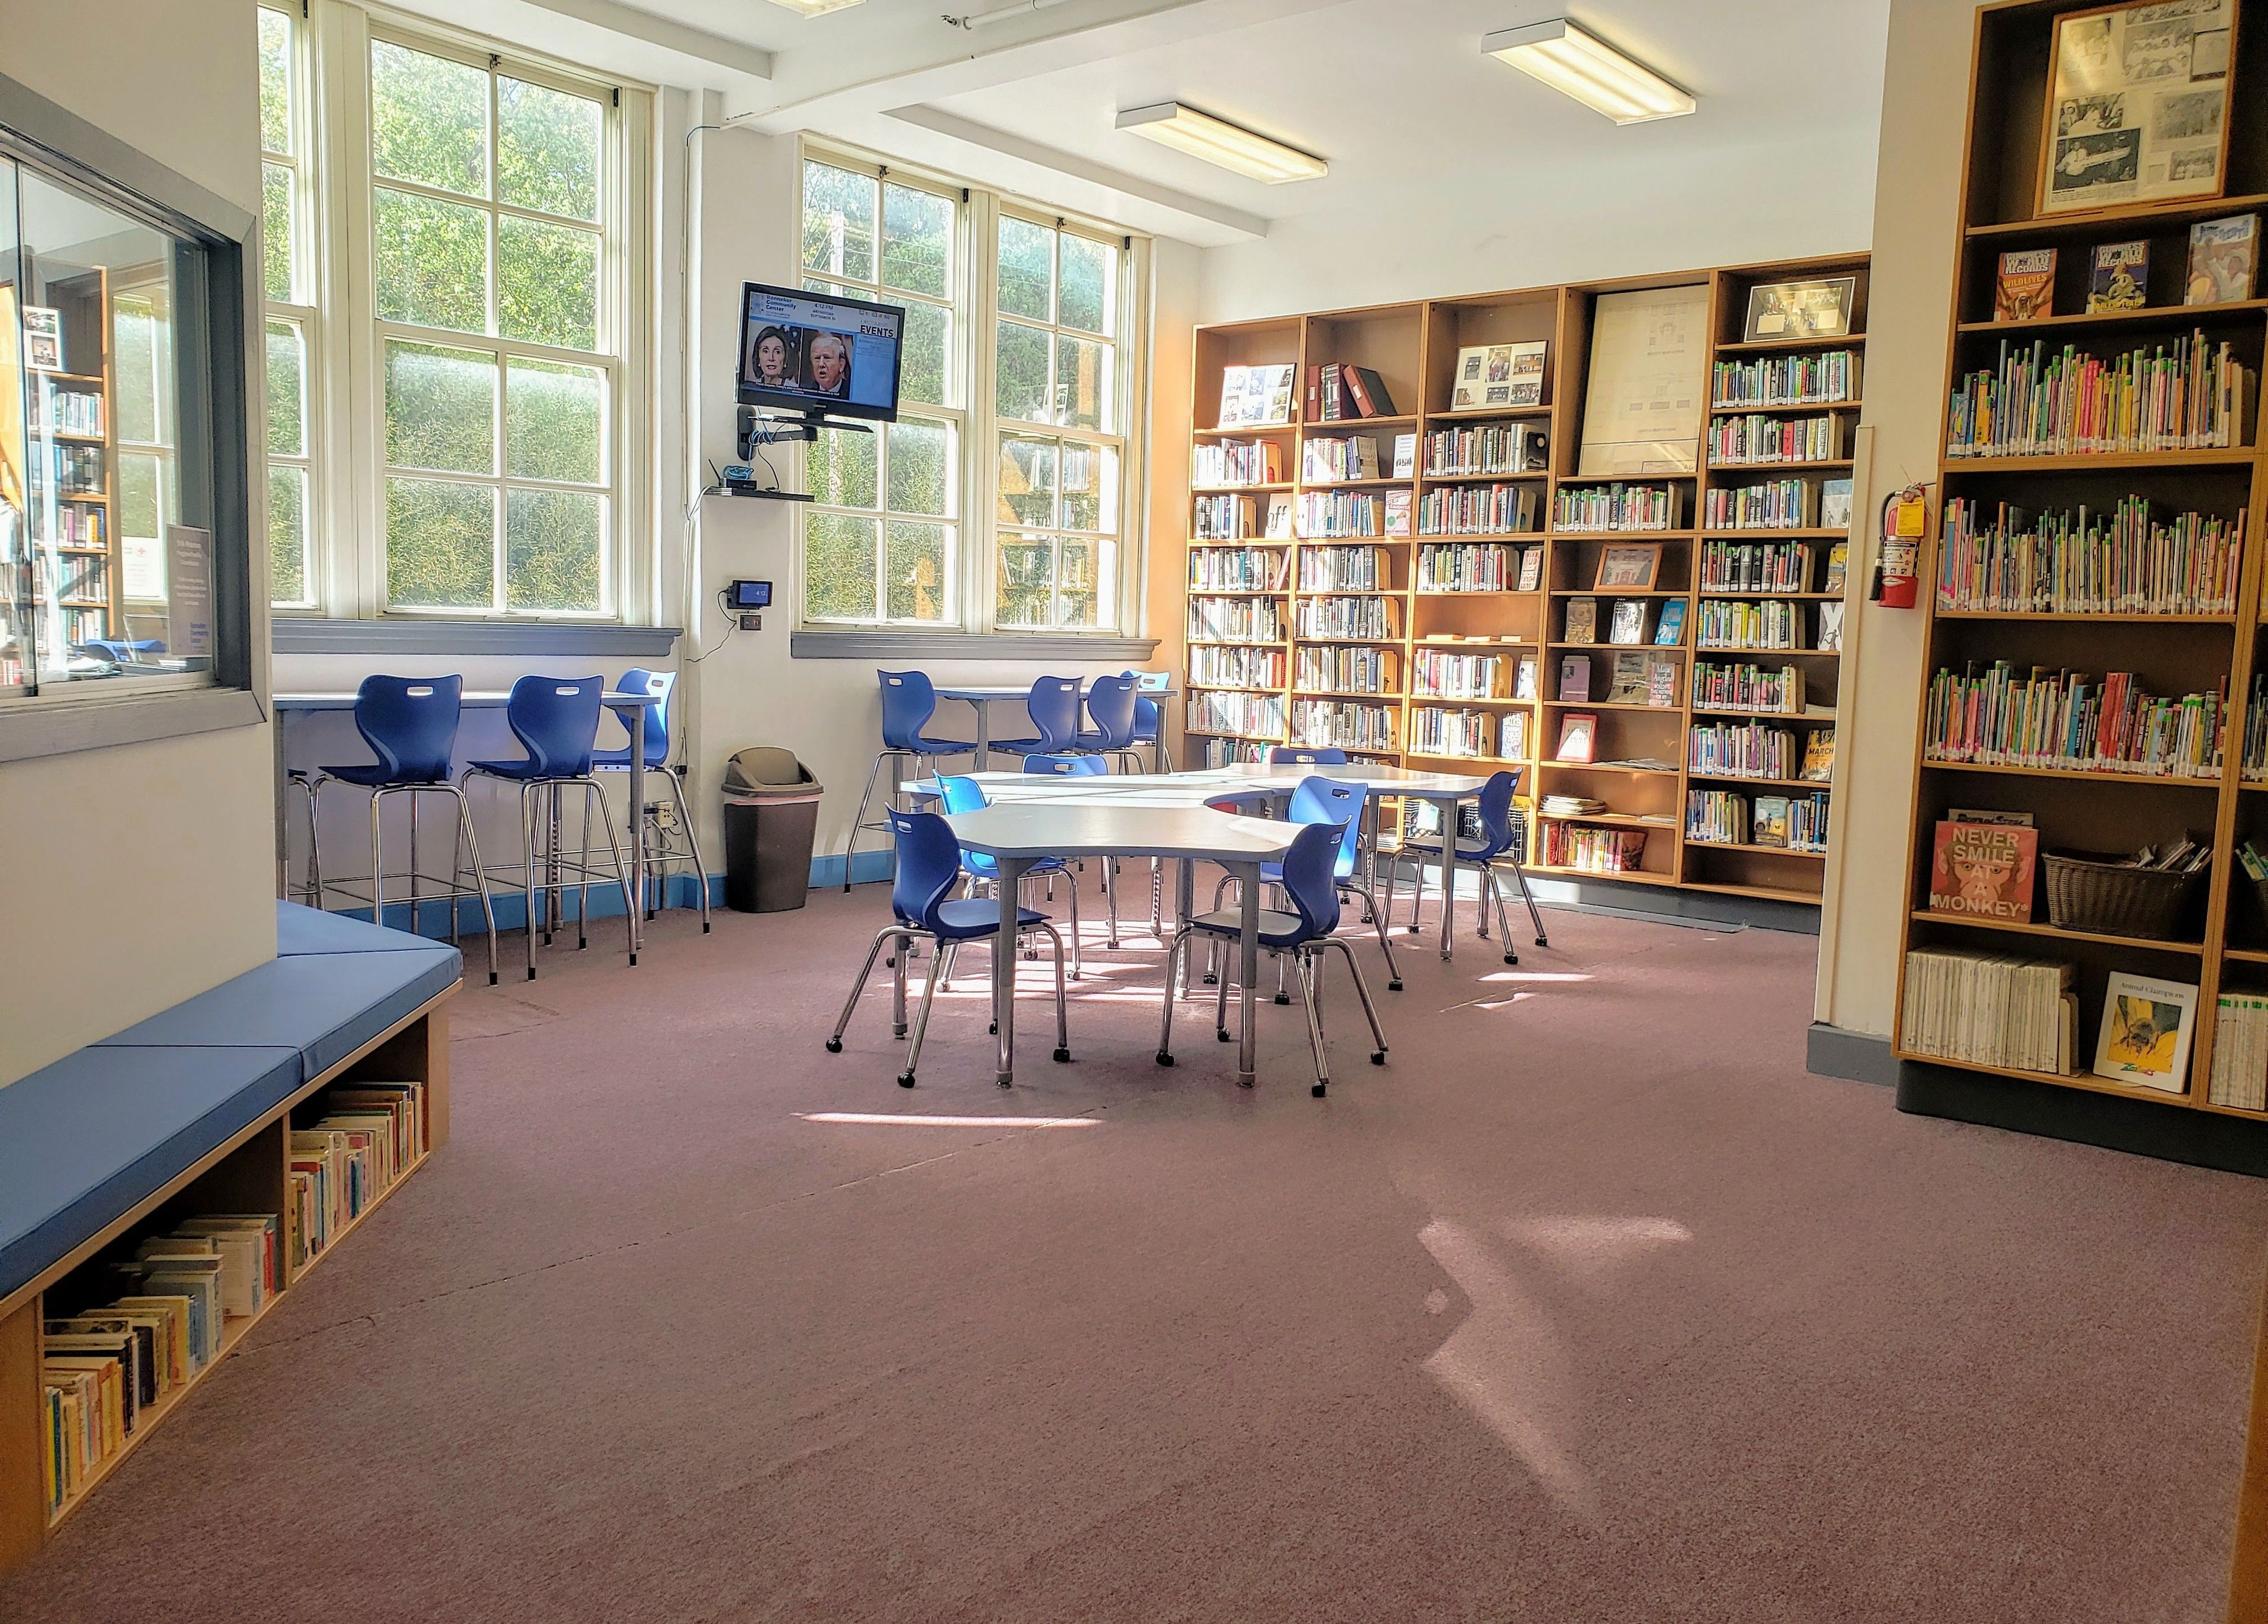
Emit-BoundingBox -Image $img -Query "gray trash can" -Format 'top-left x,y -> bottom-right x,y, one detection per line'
721,747 -> 823,912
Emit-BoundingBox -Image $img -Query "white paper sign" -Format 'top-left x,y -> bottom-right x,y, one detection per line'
166,523 -> 212,660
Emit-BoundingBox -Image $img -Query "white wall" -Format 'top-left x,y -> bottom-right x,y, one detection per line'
0,0 -> 276,1086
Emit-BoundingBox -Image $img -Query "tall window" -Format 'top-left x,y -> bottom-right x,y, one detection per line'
795,150 -> 1146,637
259,4 -> 315,606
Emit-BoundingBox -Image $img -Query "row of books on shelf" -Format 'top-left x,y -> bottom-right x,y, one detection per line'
1922,663 -> 2224,777
1188,690 -> 1284,739
1703,476 -> 1853,532
1409,705 -> 1527,762
1687,721 -> 1836,782
1423,423 -> 1548,477
1296,645 -> 1395,694
44,505 -> 105,549
1193,438 -> 1285,488
1300,544 -> 1388,590
1555,483 -> 1677,532
1302,433 -> 1415,482
1188,547 -> 1283,591
1694,598 -> 1846,653
1298,594 -> 1394,639
1706,412 -> 1845,467
1698,539 -> 1842,595
1989,219 -> 2258,325
1289,698 -> 1396,752
28,441 -> 104,496
1298,491 -> 1396,539
1541,823 -> 1648,874
1944,332 -> 2253,458
1686,788 -> 1829,851
1564,596 -> 1687,647
1934,498 -> 2244,615
1419,485 -> 1540,537
34,387 -> 105,437
1693,660 -> 1808,714
2211,996 -> 2268,1111
1413,647 -> 1537,700
1309,362 -> 1399,422
1200,736 -> 1273,767
38,555 -> 109,605
1415,542 -> 1542,593
57,607 -> 108,645
1188,595 -> 1282,642
1191,646 -> 1286,689
1194,494 -> 1266,539
1710,351 -> 1860,409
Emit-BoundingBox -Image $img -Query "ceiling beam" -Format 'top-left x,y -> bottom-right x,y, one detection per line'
479,0 -> 773,81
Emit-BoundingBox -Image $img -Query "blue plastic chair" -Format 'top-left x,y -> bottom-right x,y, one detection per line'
1075,674 -> 1142,770
989,675 -> 1083,761
1123,671 -> 1173,772
308,675 -> 497,984
825,807 -> 1070,1087
1159,819 -> 1389,1097
1214,775 -> 1403,992
591,668 -> 710,932
845,670 -> 980,893
1269,746 -> 1348,765
463,675 -> 636,979
1387,768 -> 1549,963
1022,752 -> 1121,941
937,774 -> 1086,979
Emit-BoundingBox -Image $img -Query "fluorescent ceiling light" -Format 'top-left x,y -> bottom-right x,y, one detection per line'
765,0 -> 864,15
1116,102 -> 1327,184
1482,18 -> 1696,125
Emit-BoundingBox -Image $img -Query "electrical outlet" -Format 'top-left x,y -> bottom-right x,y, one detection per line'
739,612 -> 763,631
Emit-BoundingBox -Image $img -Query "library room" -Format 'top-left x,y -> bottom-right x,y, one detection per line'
13,0 -> 2268,1618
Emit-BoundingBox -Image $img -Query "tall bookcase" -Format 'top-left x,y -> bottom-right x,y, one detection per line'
1184,253 -> 1868,916
1891,0 -> 2268,1128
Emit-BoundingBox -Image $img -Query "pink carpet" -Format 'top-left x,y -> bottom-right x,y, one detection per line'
5,878 -> 2266,1623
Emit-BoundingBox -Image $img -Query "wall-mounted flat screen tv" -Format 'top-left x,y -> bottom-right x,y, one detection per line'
737,282 -> 903,422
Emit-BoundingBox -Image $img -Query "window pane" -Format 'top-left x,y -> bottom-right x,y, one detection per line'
995,536 -> 1053,627
996,435 -> 1056,526
881,183 -> 951,298
900,298 -> 949,407
1057,536 -> 1107,627
505,488 -> 602,611
499,216 -> 598,350
997,216 -> 1052,321
117,452 -> 161,549
259,8 -> 292,155
801,161 -> 875,283
498,77 -> 601,221
372,41 -> 488,198
885,520 -> 949,621
1058,234 -> 1115,335
374,186 -> 488,334
269,462 -> 308,603
995,319 -> 1051,423
386,477 -> 494,608
385,340 -> 497,474
808,425 -> 877,510
1055,333 -> 1112,432
804,511 -> 879,619
1059,443 -> 1118,533
262,162 -> 293,302
506,358 -> 602,484
266,319 -> 304,458
113,295 -> 162,446
886,418 -> 950,517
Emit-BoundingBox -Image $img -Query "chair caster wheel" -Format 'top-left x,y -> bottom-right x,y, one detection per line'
1371,1051 -> 1387,1066
825,1038 -> 843,1053
897,1071 -> 916,1088
1404,925 -> 1420,935
1052,1046 -> 1071,1063
1535,937 -> 1548,948
488,971 -> 499,985
1312,1082 -> 1327,1098
1201,973 -> 1217,985
989,1022 -> 998,1035
1273,992 -> 1291,1006
885,957 -> 896,968
1156,1051 -> 1175,1067
703,922 -> 712,933
1217,1028 -> 1233,1042
1504,953 -> 1517,965
1389,979 -> 1403,991
526,968 -> 537,981
629,953 -> 638,967
892,1025 -> 907,1039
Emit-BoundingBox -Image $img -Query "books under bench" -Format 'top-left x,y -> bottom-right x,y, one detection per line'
1923,663 -> 2224,777
41,1079 -> 428,1515
1416,542 -> 1541,592
1706,413 -> 1846,467
1935,498 -> 2243,615
1686,787 -> 1830,852
1409,706 -> 1527,761
1945,331 -> 2252,458
1711,351 -> 1860,409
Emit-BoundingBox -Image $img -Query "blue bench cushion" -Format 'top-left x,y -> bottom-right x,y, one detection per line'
95,945 -> 461,1078
0,1045 -> 304,1301
276,899 -> 450,956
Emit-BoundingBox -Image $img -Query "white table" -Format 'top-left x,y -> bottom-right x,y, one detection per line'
929,680 -> 1175,762
274,689 -> 653,955
944,801 -> 1299,1088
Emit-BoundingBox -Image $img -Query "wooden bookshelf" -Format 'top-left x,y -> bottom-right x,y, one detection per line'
1889,0 -> 2268,1123
1186,255 -> 1865,909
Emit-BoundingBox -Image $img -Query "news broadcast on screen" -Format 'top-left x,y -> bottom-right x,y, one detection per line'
737,282 -> 904,421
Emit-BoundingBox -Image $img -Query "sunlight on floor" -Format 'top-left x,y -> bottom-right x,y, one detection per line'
800,1112 -> 1103,1129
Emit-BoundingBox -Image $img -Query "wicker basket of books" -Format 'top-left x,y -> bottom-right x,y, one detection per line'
2042,846 -> 2207,940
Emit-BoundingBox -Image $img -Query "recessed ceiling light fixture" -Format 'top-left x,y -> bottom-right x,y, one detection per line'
765,0 -> 864,16
1482,18 -> 1695,125
1115,102 -> 1327,184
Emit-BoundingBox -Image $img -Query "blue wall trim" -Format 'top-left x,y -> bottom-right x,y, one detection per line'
809,849 -> 895,888
332,851 -> 893,935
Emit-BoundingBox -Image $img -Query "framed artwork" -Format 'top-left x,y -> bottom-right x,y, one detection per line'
1742,278 -> 1857,343
1554,712 -> 1597,764
22,305 -> 61,372
2038,0 -> 2234,217
1592,543 -> 1662,590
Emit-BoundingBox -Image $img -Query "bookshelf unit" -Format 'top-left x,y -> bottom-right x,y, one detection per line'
1186,254 -> 1866,916
1890,0 -> 2268,1132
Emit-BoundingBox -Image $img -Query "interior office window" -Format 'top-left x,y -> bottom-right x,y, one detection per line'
0,159 -> 220,694
367,33 -> 617,615
799,156 -> 959,625
259,3 -> 316,608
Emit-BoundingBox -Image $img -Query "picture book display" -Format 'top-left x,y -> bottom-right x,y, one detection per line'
1995,249 -> 2057,321
1606,651 -> 1650,705
2038,0 -> 2233,217
2093,971 -> 2201,1092
1450,341 -> 1548,411
1593,543 -> 1661,590
1558,653 -> 1592,702
1216,363 -> 1295,428
1563,597 -> 1598,644
1554,712 -> 1598,763
1607,599 -> 1650,645
1653,598 -> 1686,646
2187,213 -> 2259,303
1928,819 -> 2039,922
2089,240 -> 2150,311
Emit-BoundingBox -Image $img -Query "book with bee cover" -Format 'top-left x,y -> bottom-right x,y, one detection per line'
2092,972 -> 2198,1093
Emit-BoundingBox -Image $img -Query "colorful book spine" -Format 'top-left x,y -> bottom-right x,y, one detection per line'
1922,661 -> 2225,777
1935,497 -> 2243,614
1553,483 -> 1674,532
1945,331 -> 2251,457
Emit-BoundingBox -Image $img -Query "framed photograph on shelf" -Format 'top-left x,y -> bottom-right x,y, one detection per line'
1554,712 -> 1598,764
1592,543 -> 1662,591
22,305 -> 62,371
1741,278 -> 1856,343
2036,0 -> 2234,218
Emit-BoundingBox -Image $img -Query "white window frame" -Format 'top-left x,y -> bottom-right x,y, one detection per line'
793,139 -> 1152,643
259,1 -> 319,609
281,0 -> 654,623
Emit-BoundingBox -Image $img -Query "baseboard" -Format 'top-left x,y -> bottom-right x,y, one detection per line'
1520,872 -> 1821,936
1897,1056 -> 2268,1177
810,849 -> 895,889
1806,1022 -> 1898,1088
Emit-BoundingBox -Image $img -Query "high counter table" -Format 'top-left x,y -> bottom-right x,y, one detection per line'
274,689 -> 654,954
929,681 -> 1175,762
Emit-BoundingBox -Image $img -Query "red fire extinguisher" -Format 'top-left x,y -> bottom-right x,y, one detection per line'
1871,482 -> 1930,609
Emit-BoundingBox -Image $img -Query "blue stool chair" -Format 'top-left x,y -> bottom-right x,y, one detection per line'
1387,768 -> 1549,963
1211,775 -> 1403,992
308,675 -> 498,984
462,674 -> 637,980
1159,820 -> 1388,1098
1075,673 -> 1142,772
845,670 -> 979,893
937,774 -> 1086,979
591,667 -> 710,933
1269,746 -> 1347,765
1023,752 -> 1121,946
988,675 -> 1083,762
826,807 -> 1071,1088
1125,671 -> 1173,772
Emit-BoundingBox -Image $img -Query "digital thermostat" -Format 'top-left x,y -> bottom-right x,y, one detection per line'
728,579 -> 773,609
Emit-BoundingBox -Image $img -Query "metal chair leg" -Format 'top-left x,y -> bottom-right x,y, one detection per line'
900,930 -> 947,1088
1032,921 -> 1072,1065
368,787 -> 387,934
1404,847 -> 1428,935
1065,869 -> 1083,980
666,766 -> 712,931
1295,948 -> 1331,1098
1103,857 -> 1120,948
1342,880 -> 1403,990
1327,937 -> 1390,1065
827,924 -> 901,1052
1157,930 -> 1188,1065
441,782 -> 500,984
519,781 -> 543,979
572,785 -> 592,950
1486,862 -> 1518,966
1215,941 -> 1234,1042
845,750 -> 888,893
576,775 -> 638,967
1510,856 -> 1549,947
